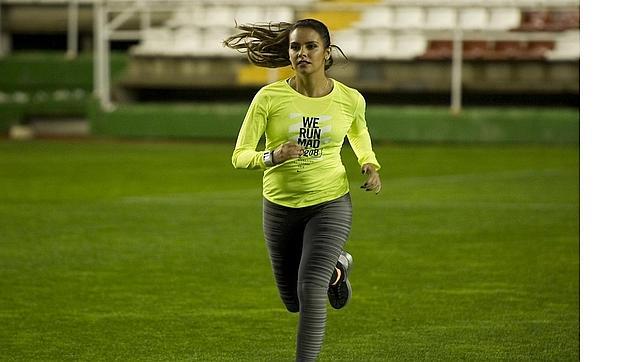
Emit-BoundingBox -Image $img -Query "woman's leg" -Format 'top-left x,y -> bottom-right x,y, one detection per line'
296,194 -> 353,361
263,198 -> 305,313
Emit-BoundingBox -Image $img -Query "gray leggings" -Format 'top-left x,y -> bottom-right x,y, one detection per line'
263,193 -> 352,361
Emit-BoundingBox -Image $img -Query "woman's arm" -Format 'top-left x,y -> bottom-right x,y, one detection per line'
347,93 -> 382,194
232,93 -> 269,169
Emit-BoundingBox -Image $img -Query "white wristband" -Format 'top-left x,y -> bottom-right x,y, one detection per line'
263,150 -> 275,167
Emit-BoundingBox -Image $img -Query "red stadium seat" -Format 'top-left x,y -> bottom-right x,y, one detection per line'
546,11 -> 580,31
518,11 -> 549,31
486,41 -> 525,60
463,41 -> 489,60
525,41 -> 555,59
418,40 -> 453,60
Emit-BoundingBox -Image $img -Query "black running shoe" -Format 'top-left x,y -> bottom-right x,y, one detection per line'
328,251 -> 353,309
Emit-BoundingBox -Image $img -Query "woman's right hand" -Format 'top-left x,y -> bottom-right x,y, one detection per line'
273,141 -> 304,164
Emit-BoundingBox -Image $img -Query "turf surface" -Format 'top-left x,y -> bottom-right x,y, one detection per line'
0,140 -> 579,360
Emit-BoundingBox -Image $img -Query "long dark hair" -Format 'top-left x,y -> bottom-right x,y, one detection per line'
223,19 -> 346,70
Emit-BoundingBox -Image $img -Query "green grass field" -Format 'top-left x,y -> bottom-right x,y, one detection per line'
0,140 -> 579,360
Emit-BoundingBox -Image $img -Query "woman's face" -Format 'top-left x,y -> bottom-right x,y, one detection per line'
288,27 -> 330,76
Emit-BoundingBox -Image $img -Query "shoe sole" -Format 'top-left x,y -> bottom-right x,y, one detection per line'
329,251 -> 353,309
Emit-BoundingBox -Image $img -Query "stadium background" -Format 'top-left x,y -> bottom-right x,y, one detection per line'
0,0 -> 579,360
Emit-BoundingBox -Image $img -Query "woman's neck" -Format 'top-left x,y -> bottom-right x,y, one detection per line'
290,73 -> 333,98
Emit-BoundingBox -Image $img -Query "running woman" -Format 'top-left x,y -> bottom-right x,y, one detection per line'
224,19 -> 381,361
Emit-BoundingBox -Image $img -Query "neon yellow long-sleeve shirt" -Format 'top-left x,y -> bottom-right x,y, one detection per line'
232,78 -> 380,208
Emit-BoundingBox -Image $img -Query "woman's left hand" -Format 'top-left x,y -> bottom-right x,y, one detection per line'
360,163 -> 382,194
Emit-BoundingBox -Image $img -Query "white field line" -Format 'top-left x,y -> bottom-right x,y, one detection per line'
384,169 -> 567,187
364,169 -> 577,210
119,189 -> 259,204
370,200 -> 577,210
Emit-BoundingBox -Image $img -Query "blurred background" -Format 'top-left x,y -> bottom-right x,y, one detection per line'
0,2 -> 580,359
0,0 -> 579,142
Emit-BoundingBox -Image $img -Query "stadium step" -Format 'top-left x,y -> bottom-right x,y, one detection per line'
238,65 -> 293,86
9,118 -> 89,140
